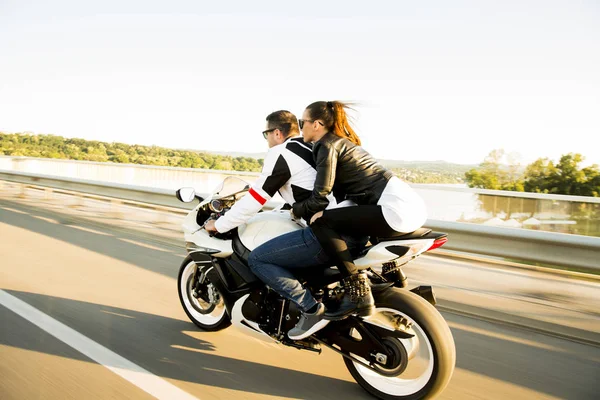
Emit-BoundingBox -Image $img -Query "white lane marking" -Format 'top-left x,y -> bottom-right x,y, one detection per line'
203,367 -> 233,375
67,225 -> 113,236
100,310 -> 136,319
31,215 -> 60,224
1,207 -> 28,215
1,207 -> 59,224
119,238 -> 172,252
0,290 -> 199,400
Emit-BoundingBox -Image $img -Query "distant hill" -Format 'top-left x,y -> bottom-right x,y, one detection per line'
378,159 -> 476,171
187,151 -> 475,171
378,160 -> 474,184
180,149 -> 268,160
188,151 -> 474,184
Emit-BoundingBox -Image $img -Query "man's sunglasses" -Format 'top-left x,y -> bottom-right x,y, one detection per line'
262,128 -> 277,139
298,119 -> 324,129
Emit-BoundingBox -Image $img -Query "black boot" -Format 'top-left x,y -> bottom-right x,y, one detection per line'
325,272 -> 375,320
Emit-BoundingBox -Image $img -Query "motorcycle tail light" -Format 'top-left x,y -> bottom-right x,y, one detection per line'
427,237 -> 448,251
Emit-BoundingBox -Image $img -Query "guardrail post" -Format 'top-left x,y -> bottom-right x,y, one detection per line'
520,198 -> 524,214
18,184 -> 27,198
493,196 -> 498,216
154,207 -> 169,225
44,188 -> 53,201
69,193 -> 84,208
109,199 -> 123,219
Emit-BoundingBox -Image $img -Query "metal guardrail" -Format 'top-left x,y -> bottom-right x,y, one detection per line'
4,156 -> 600,236
0,155 -> 262,177
1,169 -> 599,272
411,183 -> 600,203
4,155 -> 600,203
428,220 -> 600,272
0,169 -> 190,210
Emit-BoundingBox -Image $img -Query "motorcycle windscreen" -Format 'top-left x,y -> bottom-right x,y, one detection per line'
211,176 -> 251,199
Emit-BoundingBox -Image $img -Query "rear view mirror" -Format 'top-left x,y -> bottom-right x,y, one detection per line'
176,187 -> 196,203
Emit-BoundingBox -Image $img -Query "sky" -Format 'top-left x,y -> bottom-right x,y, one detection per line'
1,0 -> 599,165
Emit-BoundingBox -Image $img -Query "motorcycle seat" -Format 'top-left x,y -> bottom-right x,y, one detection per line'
355,229 -> 448,258
374,228 -> 432,242
372,228 -> 447,243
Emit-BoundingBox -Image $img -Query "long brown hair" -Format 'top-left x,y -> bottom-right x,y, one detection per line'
305,101 -> 361,146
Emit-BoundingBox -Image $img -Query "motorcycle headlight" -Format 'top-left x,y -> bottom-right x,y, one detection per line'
209,199 -> 224,213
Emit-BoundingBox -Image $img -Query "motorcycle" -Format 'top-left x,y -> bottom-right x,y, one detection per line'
175,177 -> 456,400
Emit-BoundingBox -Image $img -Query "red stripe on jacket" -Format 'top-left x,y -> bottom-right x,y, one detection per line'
249,188 -> 267,205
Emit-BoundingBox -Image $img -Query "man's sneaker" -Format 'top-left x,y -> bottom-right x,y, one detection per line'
288,303 -> 329,340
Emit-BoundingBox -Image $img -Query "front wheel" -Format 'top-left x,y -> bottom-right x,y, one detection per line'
344,288 -> 456,399
178,256 -> 231,331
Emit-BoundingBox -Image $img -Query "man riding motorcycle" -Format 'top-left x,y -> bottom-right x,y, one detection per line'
204,110 -> 366,340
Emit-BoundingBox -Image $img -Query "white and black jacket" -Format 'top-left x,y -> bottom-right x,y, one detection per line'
215,137 -> 327,233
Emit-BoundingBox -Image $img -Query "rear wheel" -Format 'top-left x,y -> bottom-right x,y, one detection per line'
344,288 -> 455,399
178,256 -> 230,331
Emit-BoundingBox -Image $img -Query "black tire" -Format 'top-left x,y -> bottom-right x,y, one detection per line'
177,256 -> 231,331
344,288 -> 456,400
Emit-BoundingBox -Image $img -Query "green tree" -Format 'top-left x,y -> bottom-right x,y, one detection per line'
466,150 -> 599,197
465,149 -> 524,191
523,158 -> 555,193
523,153 -> 600,196
111,150 -> 130,163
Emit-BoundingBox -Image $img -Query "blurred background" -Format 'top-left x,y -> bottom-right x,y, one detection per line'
1,1 -> 599,399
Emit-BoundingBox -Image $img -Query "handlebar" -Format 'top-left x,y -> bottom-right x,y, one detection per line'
201,215 -> 234,240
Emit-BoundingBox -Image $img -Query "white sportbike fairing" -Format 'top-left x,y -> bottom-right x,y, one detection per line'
175,177 -> 456,400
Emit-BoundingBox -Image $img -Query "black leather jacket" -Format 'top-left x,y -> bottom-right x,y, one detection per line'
293,132 -> 394,221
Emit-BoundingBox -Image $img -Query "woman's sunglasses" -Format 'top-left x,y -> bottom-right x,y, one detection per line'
298,119 -> 324,129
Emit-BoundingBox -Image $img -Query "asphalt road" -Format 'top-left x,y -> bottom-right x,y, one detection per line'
1,200 -> 599,400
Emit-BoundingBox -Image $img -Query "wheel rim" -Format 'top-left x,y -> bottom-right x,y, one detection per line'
180,261 -> 226,325
351,307 -> 435,396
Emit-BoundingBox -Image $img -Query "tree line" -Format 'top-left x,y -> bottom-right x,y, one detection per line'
0,132 -> 264,172
465,149 -> 599,197
0,132 -> 469,184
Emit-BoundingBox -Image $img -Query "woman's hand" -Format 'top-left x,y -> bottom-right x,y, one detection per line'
310,211 -> 324,225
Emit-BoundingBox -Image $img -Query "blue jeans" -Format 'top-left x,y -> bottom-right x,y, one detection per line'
248,227 -> 367,312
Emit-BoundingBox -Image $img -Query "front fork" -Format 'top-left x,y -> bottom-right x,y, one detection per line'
190,264 -> 216,304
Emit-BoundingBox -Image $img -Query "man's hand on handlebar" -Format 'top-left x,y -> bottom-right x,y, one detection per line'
204,219 -> 218,234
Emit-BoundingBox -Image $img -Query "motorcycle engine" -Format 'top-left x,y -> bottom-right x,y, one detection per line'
241,289 -> 303,337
